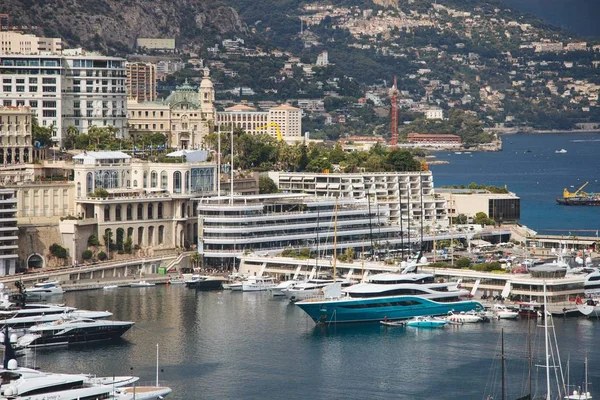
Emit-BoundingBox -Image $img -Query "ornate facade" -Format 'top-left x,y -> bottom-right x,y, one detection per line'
127,68 -> 215,149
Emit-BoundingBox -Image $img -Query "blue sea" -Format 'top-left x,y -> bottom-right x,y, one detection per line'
29,287 -> 600,399
500,0 -> 600,38
429,132 -> 600,235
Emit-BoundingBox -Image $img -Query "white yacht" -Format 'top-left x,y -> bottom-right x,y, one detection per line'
241,276 -> 277,292
1,310 -> 113,331
23,281 -> 64,297
491,304 -> 519,320
270,280 -> 299,296
282,279 -> 354,302
17,318 -> 135,348
0,360 -> 171,399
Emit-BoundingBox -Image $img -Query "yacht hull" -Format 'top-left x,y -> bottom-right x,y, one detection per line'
296,296 -> 483,324
19,323 -> 134,348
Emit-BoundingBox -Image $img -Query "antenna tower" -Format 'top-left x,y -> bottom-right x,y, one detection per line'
390,76 -> 399,148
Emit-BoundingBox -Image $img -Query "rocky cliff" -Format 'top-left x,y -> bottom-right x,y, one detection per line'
0,0 -> 245,54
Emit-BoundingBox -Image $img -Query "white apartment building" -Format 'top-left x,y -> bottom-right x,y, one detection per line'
316,50 -> 329,66
216,103 -> 303,142
0,188 -> 18,276
0,49 -> 127,144
0,32 -> 62,55
276,171 -> 449,229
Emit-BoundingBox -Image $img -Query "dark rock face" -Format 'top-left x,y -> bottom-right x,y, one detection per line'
0,0 -> 245,54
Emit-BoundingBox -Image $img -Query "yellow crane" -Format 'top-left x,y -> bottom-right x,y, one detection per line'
256,122 -> 283,142
563,181 -> 589,198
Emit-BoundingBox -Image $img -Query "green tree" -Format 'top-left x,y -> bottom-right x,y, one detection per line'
123,236 -> 133,254
456,257 -> 472,268
49,243 -> 68,259
33,119 -> 54,147
386,149 -> 421,172
87,235 -> 100,247
474,212 -> 494,226
81,250 -> 93,261
97,251 -> 108,261
259,176 -> 279,194
455,214 -> 468,225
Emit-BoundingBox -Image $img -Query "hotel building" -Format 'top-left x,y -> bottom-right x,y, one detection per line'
0,49 -> 127,144
197,193 -> 416,266
275,171 -> 448,229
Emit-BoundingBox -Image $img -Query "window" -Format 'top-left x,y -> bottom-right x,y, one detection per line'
42,77 -> 56,84
42,101 -> 56,108
16,86 -> 25,92
173,171 -> 182,193
86,173 -> 93,193
42,110 -> 57,118
158,203 -> 163,219
126,204 -> 133,221
137,204 -> 143,219
143,172 -> 148,188
160,171 -> 167,189
2,86 -> 11,92
29,86 -> 37,92
42,86 -> 56,92
150,171 -> 158,188
29,100 -> 38,108
29,77 -> 38,84
148,203 -> 154,219
115,205 -> 122,221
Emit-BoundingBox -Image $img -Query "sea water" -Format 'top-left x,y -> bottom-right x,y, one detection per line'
430,132 -> 600,235
26,287 -> 600,399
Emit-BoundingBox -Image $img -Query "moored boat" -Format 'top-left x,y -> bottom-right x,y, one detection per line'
491,304 -> 519,320
295,272 -> 483,324
241,276 -> 277,292
23,281 -> 65,298
17,317 -> 135,348
445,310 -> 485,324
129,281 -> 156,288
406,316 -> 448,328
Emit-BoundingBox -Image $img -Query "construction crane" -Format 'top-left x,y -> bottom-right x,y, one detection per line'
256,122 -> 283,142
563,181 -> 589,198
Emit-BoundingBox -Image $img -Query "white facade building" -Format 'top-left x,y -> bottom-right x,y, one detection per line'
71,151 -> 216,253
276,171 -> 449,229
0,50 -> 127,144
425,108 -> 444,120
0,32 -> 62,55
0,189 -> 18,276
316,50 -> 329,66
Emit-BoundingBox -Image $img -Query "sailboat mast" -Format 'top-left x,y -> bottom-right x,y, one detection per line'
501,328 -> 505,400
528,317 -> 532,398
333,197 -> 338,282
398,176 -> 405,261
230,125 -> 234,205
217,126 -> 221,197
544,282 -> 551,399
315,207 -> 320,270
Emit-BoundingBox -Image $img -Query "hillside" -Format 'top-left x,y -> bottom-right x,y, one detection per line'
0,0 -> 245,54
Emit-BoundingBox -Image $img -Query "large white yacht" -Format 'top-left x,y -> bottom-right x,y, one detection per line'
17,318 -> 135,348
241,276 -> 277,292
23,281 -> 65,298
295,272 -> 482,324
1,309 -> 113,331
282,279 -> 355,302
0,334 -> 172,399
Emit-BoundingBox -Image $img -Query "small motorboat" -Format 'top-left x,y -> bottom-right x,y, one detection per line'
129,281 -> 155,288
380,319 -> 407,327
555,148 -> 568,154
24,281 -> 65,297
103,285 -> 119,290
445,310 -> 484,323
406,316 -> 448,328
168,277 -> 186,285
492,304 -> 519,320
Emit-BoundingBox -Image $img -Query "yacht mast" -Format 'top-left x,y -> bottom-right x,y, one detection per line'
333,197 -> 338,282
230,125 -> 234,205
398,176 -> 405,261
501,328 -> 505,400
217,126 -> 221,197
544,282 -> 551,399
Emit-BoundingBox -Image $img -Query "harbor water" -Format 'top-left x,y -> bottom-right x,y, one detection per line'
430,132 -> 600,235
27,286 -> 600,399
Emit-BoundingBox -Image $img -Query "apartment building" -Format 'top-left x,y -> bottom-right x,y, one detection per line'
0,105 -> 48,183
276,171 -> 448,229
216,103 -> 303,142
0,189 -> 18,276
0,49 -> 127,144
126,62 -> 157,102
0,32 -> 62,55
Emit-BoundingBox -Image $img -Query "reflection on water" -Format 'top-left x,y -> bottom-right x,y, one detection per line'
23,286 -> 600,399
